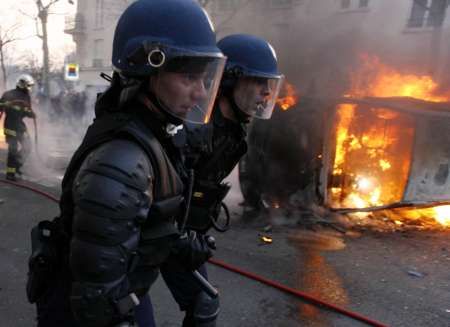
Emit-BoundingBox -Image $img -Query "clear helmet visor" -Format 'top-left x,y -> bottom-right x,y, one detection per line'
152,54 -> 226,124
233,75 -> 284,120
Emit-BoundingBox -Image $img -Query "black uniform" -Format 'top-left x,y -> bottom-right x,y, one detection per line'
190,103 -> 247,182
0,87 -> 34,178
183,102 -> 247,232
159,102 -> 247,326
31,91 -> 186,327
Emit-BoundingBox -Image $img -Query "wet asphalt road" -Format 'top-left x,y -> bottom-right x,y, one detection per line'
0,148 -> 450,327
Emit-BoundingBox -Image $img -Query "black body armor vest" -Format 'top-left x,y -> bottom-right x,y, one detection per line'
60,111 -> 185,239
181,104 -> 248,232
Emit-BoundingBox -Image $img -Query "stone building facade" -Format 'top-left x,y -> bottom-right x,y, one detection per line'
66,0 -> 450,96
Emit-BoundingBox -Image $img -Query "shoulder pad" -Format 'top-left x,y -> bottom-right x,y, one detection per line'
78,138 -> 153,191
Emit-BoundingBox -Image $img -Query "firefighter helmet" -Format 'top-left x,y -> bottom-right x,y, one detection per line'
16,74 -> 35,91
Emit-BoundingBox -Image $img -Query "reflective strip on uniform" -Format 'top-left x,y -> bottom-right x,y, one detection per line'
193,191 -> 204,198
12,105 -> 32,113
0,101 -> 32,113
6,167 -> 16,173
4,129 -> 17,136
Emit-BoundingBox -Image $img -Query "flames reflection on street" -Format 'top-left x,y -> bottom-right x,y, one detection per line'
288,231 -> 349,326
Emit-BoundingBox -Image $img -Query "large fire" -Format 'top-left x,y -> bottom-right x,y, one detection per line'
329,54 -> 450,228
276,81 -> 299,110
347,53 -> 450,102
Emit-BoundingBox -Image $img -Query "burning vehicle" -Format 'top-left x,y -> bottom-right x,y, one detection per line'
239,55 -> 450,228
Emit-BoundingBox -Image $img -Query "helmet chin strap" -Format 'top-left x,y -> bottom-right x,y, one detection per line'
138,91 -> 185,138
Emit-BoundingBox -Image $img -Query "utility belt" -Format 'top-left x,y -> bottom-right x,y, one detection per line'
185,179 -> 231,233
26,194 -> 184,304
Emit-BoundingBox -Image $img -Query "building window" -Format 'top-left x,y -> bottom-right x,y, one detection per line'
95,0 -> 104,28
341,0 -> 351,9
428,0 -> 447,27
93,39 -> 104,67
407,0 -> 448,28
340,0 -> 369,10
92,59 -> 103,68
359,0 -> 369,8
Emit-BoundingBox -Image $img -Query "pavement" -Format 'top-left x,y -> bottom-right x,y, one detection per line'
1,147 -> 450,327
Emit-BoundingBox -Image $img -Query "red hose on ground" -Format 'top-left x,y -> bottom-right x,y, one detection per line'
208,258 -> 388,327
0,179 -> 389,327
0,178 -> 59,203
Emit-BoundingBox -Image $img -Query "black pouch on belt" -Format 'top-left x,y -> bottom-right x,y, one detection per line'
185,180 -> 231,232
26,219 -> 65,303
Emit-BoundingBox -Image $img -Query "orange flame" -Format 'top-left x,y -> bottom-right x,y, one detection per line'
349,53 -> 450,102
276,81 -> 299,110
329,54 -> 450,227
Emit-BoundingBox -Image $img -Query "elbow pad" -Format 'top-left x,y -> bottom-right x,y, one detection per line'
70,139 -> 153,325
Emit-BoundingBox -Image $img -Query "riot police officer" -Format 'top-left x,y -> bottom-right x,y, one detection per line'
0,74 -> 35,181
27,1 -> 225,326
156,34 -> 284,327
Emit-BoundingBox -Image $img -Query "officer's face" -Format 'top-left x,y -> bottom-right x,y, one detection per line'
233,77 -> 271,117
151,71 -> 208,118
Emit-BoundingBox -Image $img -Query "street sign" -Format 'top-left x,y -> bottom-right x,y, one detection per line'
64,63 -> 79,81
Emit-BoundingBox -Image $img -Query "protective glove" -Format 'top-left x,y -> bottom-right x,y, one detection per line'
170,231 -> 216,271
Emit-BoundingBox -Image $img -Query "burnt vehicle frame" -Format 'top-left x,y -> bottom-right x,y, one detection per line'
239,96 -> 450,212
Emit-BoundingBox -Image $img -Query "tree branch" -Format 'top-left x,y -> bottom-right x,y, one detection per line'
18,8 -> 36,20
198,0 -> 212,7
215,0 -> 253,31
44,0 -> 62,11
1,35 -> 34,46
36,0 -> 44,11
3,23 -> 22,36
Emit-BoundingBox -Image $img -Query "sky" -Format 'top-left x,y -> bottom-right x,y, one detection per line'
0,0 -> 76,68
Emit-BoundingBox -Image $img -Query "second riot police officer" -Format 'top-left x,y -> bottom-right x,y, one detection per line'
156,34 -> 284,327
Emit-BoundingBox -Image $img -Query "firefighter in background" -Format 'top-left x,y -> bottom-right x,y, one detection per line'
155,34 -> 284,327
0,74 -> 36,181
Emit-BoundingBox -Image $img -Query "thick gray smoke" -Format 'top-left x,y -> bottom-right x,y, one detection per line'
20,86 -> 100,186
209,0 -> 450,98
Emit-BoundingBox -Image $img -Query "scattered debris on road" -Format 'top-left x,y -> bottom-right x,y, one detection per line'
407,270 -> 425,278
260,235 -> 273,244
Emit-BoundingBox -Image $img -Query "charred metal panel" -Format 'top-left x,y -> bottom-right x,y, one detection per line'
403,118 -> 450,202
320,97 -> 450,209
